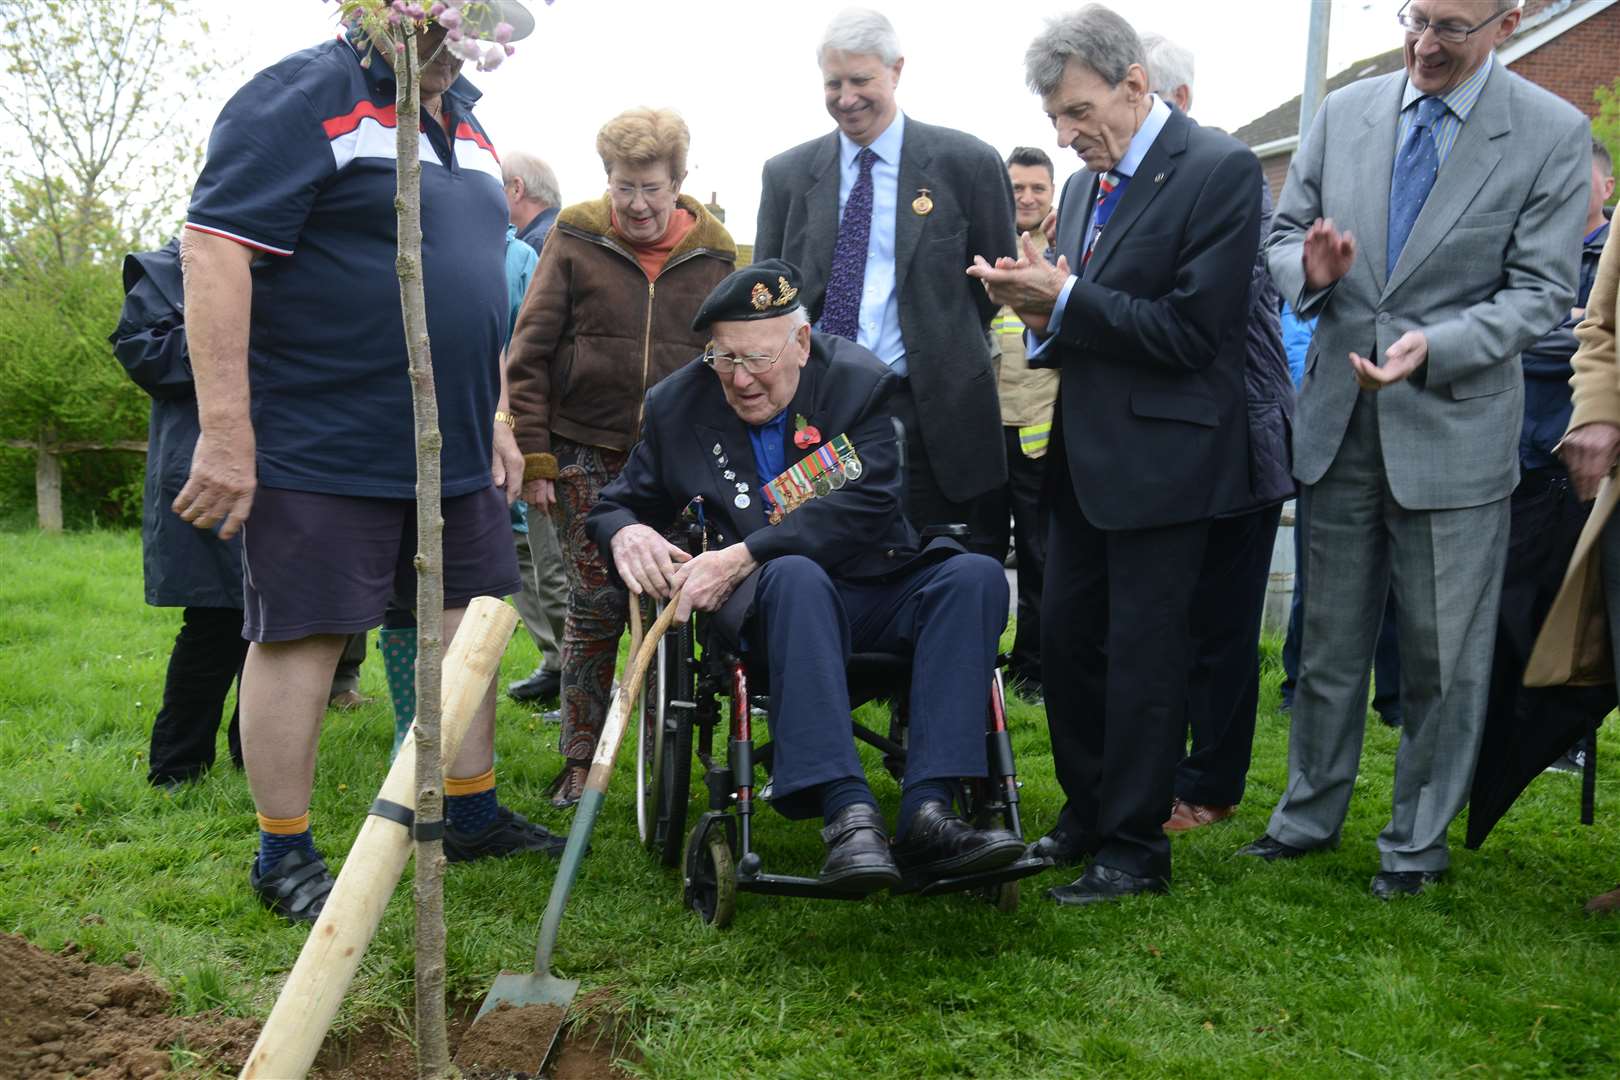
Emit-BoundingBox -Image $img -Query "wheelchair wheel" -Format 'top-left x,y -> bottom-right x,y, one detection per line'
636,611 -> 694,867
683,822 -> 736,928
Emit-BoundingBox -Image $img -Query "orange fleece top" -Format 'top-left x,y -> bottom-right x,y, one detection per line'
613,208 -> 697,281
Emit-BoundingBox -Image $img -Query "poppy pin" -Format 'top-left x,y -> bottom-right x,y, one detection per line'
793,414 -> 821,450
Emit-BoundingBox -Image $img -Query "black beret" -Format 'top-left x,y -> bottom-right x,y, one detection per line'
690,258 -> 805,332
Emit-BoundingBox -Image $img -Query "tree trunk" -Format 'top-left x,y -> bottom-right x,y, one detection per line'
34,438 -> 63,533
391,24 -> 453,1080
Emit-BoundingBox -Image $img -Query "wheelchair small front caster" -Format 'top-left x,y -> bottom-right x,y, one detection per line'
683,822 -> 737,928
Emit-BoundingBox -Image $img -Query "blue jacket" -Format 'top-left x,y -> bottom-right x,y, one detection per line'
110,239 -> 244,610
1521,219 -> 1611,470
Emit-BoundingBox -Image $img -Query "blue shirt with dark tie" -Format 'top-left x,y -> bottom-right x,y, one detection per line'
835,113 -> 907,374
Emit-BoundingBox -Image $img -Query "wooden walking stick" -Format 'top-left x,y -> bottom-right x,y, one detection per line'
240,596 -> 518,1080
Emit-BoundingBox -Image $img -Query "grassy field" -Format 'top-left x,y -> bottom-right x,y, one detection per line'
4,526 -> 1620,1078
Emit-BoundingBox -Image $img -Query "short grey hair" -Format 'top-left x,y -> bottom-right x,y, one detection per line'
1025,4 -> 1145,98
501,151 -> 560,208
818,7 -> 902,66
1140,32 -> 1194,99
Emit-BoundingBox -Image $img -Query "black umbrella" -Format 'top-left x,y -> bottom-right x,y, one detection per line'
1465,475 -> 1614,849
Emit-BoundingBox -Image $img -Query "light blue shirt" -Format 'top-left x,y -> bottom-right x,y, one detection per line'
1397,54 -> 1492,167
1032,95 -> 1173,357
833,112 -> 907,375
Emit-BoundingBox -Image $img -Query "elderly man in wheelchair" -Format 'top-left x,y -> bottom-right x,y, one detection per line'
586,260 -> 1035,902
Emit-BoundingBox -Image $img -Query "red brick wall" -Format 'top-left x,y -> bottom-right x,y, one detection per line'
1262,154 -> 1292,201
1507,4 -> 1620,118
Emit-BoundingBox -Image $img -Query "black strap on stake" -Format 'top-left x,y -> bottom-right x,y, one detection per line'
368,797 -> 446,841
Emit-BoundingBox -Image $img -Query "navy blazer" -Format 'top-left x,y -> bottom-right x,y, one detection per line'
588,333 -> 950,638
1040,109 -> 1262,530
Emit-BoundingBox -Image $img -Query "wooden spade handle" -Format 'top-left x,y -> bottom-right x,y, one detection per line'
584,590 -> 683,795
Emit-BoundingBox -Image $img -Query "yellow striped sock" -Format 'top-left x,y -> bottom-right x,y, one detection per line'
445,768 -> 496,796
256,811 -> 310,835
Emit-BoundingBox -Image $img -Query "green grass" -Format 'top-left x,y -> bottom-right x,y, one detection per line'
4,527 -> 1620,1078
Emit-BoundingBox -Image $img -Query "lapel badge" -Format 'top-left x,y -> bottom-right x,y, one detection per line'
723,469 -> 736,481
911,188 -> 934,216
1153,172 -> 1166,184
734,493 -> 752,509
712,443 -> 722,456
794,414 -> 822,450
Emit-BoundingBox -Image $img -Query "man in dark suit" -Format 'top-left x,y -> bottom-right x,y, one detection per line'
587,260 -> 1024,896
753,8 -> 1016,548
970,3 -> 1262,904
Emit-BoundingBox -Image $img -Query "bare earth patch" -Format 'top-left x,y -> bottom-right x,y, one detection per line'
0,932 -> 632,1078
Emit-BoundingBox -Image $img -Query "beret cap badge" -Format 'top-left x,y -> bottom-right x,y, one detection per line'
691,258 -> 809,332
750,283 -> 772,311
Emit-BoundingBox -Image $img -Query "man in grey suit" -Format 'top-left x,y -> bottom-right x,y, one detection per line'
754,8 -> 1016,547
1239,0 -> 1590,899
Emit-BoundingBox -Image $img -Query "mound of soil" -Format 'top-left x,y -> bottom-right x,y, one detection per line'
0,932 -> 258,1079
0,932 -> 631,1078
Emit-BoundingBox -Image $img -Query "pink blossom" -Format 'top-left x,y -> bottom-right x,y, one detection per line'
477,40 -> 505,70
437,6 -> 462,29
493,21 -> 512,43
429,2 -> 445,14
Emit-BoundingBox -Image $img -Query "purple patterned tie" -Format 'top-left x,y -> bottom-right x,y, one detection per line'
819,146 -> 876,341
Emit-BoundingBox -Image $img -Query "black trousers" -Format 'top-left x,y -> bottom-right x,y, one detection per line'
890,381 -> 1002,558
971,426 -> 1050,684
1177,503 -> 1282,806
1483,467 -> 1613,753
147,606 -> 248,784
1042,468 -> 1210,880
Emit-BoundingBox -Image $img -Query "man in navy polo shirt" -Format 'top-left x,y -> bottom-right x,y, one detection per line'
175,6 -> 562,924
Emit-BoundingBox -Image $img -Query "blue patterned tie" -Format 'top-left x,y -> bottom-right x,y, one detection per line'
820,147 -> 876,341
1387,95 -> 1446,277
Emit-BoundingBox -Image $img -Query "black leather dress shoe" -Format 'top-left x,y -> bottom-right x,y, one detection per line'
1236,834 -> 1312,861
892,800 -> 1025,880
1025,826 -> 1096,868
1370,869 -> 1442,900
508,668 -> 562,705
1047,863 -> 1168,907
819,804 -> 901,895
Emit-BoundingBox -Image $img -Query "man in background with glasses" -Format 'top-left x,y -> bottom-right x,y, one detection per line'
588,260 -> 1024,895
1239,0 -> 1590,900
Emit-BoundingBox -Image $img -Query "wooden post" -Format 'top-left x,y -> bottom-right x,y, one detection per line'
238,596 -> 517,1080
35,442 -> 62,532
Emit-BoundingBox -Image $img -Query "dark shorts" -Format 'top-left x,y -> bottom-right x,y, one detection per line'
241,485 -> 521,643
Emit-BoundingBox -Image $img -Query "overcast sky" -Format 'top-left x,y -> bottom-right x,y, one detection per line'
209,1 -> 1404,244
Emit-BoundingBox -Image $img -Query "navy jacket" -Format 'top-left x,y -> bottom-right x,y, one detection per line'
1232,182 -> 1296,514
110,239 -> 244,610
588,332 -> 952,640
1521,219 -> 1611,470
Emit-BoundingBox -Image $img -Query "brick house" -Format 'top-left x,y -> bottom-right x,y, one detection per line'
1234,0 -> 1620,198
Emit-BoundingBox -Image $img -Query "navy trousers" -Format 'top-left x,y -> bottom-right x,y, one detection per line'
751,554 -> 1008,819
1178,502 -> 1283,807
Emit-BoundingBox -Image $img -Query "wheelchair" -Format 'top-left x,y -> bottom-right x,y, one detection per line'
632,511 -> 1048,928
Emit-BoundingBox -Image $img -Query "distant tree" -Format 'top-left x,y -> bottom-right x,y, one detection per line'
0,0 -> 220,269
1597,76 -> 1620,201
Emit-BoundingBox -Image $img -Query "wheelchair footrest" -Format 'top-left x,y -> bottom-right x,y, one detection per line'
735,870 -> 873,902
894,855 -> 1051,898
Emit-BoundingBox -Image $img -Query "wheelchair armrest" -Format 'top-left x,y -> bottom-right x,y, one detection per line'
920,523 -> 970,541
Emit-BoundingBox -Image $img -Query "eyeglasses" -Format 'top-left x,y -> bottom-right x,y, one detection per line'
1396,1 -> 1508,44
702,328 -> 798,375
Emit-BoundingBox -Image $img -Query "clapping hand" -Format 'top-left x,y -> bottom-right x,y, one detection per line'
1302,218 -> 1356,291
966,231 -> 1071,335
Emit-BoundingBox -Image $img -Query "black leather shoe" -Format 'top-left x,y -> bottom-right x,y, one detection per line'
444,806 -> 566,862
1025,826 -> 1096,868
1236,834 -> 1312,861
251,848 -> 335,924
819,804 -> 901,895
1370,869 -> 1442,900
508,668 -> 562,705
1048,863 -> 1168,906
892,800 -> 1025,880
